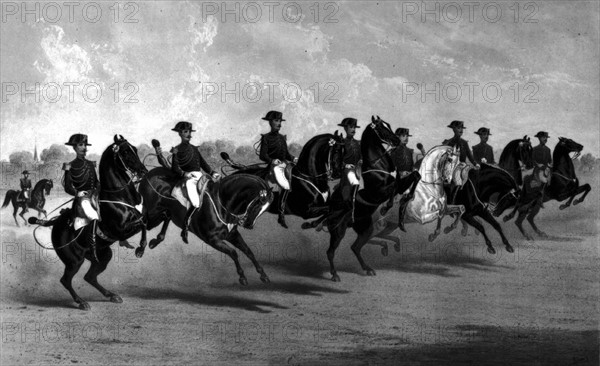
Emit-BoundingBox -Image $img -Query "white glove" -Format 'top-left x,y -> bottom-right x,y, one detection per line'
77,191 -> 88,197
345,164 -> 355,169
272,159 -> 282,165
212,172 -> 221,180
293,157 -> 299,164
481,158 -> 487,164
475,164 -> 481,170
184,172 -> 194,179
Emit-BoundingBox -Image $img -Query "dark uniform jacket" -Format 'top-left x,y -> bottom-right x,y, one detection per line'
391,145 -> 414,173
532,145 -> 552,167
63,158 -> 99,196
20,178 -> 32,191
472,142 -> 495,164
341,138 -> 361,166
259,132 -> 293,164
443,136 -> 477,165
171,142 -> 215,177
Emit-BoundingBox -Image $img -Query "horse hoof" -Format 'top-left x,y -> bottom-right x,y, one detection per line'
78,302 -> 91,311
110,294 -> 123,303
573,199 -> 581,205
487,247 -> 496,254
331,274 -> 341,282
505,245 -> 514,253
366,269 -> 376,276
526,235 -> 534,241
381,246 -> 388,257
148,239 -> 160,249
134,248 -> 144,258
239,278 -> 248,286
559,204 -> 568,210
444,227 -> 453,234
461,228 -> 468,236
394,243 -> 401,252
503,216 -> 510,222
537,231 -> 548,238
428,234 -> 436,242
301,222 -> 312,230
260,275 -> 270,284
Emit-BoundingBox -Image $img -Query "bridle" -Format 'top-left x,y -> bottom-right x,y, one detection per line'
364,122 -> 398,165
102,141 -> 144,193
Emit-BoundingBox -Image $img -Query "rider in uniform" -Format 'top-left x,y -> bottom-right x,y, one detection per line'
337,118 -> 362,224
443,120 -> 479,167
259,110 -> 297,228
63,134 -> 100,260
531,131 -> 552,207
381,128 -> 421,232
19,170 -> 32,212
169,121 -> 220,243
472,127 -> 496,165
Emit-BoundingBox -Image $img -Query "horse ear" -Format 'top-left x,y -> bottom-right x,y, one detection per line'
371,116 -> 375,123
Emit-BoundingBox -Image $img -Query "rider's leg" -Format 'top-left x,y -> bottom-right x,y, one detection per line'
278,189 -> 290,228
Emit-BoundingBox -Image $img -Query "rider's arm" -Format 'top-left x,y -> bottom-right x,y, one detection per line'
62,164 -> 77,196
464,141 -> 478,166
170,148 -> 185,177
198,151 -> 216,176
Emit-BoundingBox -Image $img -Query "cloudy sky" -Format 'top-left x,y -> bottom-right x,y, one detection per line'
1,1 -> 598,160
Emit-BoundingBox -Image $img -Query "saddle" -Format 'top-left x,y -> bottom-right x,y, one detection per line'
452,163 -> 472,188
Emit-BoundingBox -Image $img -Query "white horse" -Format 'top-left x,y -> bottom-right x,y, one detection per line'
370,145 -> 465,254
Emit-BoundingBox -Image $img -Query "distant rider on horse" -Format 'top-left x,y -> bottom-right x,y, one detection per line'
19,170 -> 32,212
258,110 -> 297,228
63,133 -> 100,260
472,127 -> 496,165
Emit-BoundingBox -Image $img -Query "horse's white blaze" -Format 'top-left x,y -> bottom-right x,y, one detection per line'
251,201 -> 271,227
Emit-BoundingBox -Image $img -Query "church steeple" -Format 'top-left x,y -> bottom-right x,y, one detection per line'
33,138 -> 39,163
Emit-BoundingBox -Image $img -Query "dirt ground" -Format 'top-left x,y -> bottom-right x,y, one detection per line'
1,174 -> 598,366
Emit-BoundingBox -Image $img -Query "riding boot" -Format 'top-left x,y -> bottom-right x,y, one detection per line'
278,190 -> 289,229
89,221 -> 99,262
181,207 -> 196,244
397,195 -> 411,232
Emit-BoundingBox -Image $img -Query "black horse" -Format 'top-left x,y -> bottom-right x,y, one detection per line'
29,135 -> 148,310
2,179 -> 53,226
444,164 -> 520,253
503,137 -> 592,239
305,116 -> 401,281
222,133 -> 343,226
138,162 -> 274,285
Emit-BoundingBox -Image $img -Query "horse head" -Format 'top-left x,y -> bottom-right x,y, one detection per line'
110,134 -> 148,184
558,137 -> 583,158
440,146 -> 461,184
44,179 -> 53,195
368,115 -> 400,147
329,130 -> 345,180
517,135 -> 534,169
241,186 -> 274,230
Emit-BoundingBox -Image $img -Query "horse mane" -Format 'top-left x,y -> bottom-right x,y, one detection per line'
296,133 -> 333,174
33,179 -> 50,191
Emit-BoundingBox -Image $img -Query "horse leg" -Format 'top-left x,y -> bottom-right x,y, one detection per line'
462,213 -> 496,254
12,204 -> 20,227
503,204 -> 518,222
149,218 -> 171,249
559,193 -> 576,210
207,238 -> 249,286
18,207 -> 28,226
479,209 -> 514,253
514,207 -> 534,241
369,221 -> 401,255
227,229 -> 270,283
83,246 -> 122,303
327,220 -> 348,282
429,216 -> 442,242
526,203 -> 547,238
351,222 -> 377,276
59,257 -> 88,310
573,184 -> 592,205
134,226 -> 148,258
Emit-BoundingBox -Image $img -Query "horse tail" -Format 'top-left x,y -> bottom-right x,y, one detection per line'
2,191 -> 15,209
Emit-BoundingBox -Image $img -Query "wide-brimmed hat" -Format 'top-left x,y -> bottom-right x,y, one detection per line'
395,127 -> 412,136
447,120 -> 465,129
474,127 -> 491,136
65,134 -> 91,146
172,121 -> 196,132
338,117 -> 360,128
534,131 -> 549,138
261,110 -> 285,121
22,170 -> 29,175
